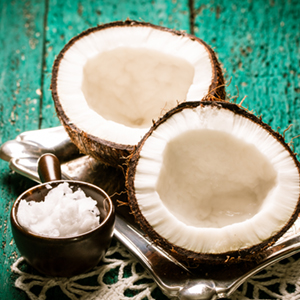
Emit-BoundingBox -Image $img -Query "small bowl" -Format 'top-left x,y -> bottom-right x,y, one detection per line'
10,154 -> 115,277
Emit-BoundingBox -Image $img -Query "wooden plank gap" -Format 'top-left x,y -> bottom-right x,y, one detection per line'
39,0 -> 50,129
188,0 -> 195,34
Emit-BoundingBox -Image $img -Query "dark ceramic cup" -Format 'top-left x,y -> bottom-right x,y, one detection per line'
10,154 -> 115,277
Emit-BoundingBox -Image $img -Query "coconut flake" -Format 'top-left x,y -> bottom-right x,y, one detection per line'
17,182 -> 100,237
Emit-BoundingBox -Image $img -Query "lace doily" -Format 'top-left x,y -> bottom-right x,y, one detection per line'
11,239 -> 300,300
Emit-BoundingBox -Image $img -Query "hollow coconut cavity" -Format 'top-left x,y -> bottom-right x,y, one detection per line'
51,20 -> 225,167
126,101 -> 300,265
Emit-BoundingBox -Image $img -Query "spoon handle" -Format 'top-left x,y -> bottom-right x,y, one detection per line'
38,153 -> 62,183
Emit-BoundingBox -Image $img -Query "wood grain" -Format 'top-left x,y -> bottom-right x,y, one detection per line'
0,0 -> 46,298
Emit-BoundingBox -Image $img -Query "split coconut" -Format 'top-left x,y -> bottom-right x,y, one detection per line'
126,100 -> 300,265
51,20 -> 225,167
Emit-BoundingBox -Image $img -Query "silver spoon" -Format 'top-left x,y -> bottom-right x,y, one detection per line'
0,127 -> 79,163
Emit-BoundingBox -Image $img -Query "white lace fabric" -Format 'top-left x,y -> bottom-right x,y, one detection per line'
11,241 -> 300,300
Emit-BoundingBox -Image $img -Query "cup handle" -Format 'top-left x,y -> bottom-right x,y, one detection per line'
37,153 -> 62,183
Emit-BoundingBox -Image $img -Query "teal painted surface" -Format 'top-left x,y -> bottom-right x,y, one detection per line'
193,0 -> 300,153
0,0 -> 300,299
0,0 -> 46,299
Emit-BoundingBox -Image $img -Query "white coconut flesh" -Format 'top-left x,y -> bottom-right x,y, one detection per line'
82,47 -> 194,128
133,105 -> 300,254
55,26 -> 214,146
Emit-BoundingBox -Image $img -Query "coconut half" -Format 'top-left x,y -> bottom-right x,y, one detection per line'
126,101 -> 300,265
51,20 -> 225,167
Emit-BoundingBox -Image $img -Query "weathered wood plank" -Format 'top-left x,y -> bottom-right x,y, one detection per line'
0,0 -> 45,139
39,1 -> 190,298
0,0 -> 46,298
193,0 -> 300,152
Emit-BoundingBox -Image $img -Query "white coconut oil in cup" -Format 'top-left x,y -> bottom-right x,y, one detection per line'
10,153 -> 115,277
17,181 -> 101,238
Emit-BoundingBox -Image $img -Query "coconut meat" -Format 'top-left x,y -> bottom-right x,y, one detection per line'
55,26 -> 213,145
156,129 -> 277,228
133,105 -> 300,254
82,47 -> 194,128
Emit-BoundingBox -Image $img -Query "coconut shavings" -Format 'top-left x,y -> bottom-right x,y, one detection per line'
17,182 -> 100,237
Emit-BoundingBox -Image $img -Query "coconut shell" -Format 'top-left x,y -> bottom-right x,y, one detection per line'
126,101 -> 300,266
51,20 -> 226,168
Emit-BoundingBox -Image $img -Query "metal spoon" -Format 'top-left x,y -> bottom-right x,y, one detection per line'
2,126 -> 300,300
0,127 -> 80,163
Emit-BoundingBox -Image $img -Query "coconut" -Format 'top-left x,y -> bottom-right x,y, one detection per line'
126,100 -> 300,266
51,20 -> 225,167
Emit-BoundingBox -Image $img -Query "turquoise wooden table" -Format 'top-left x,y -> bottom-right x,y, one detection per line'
1,0 -> 300,299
